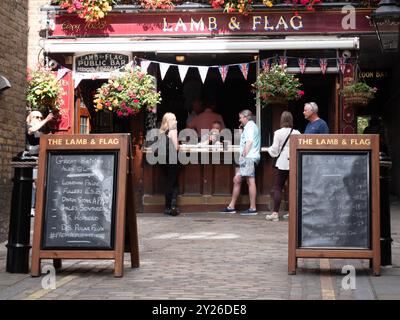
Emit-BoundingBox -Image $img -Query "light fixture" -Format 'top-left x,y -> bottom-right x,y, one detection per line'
371,0 -> 400,53
0,75 -> 11,92
175,55 -> 185,63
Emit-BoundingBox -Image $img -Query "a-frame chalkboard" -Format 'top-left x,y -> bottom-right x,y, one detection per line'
31,134 -> 139,277
288,134 -> 380,276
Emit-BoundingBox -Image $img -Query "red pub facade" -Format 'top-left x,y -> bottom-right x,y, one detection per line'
40,1 -> 388,212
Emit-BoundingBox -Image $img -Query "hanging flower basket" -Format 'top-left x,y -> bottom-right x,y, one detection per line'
344,92 -> 372,107
341,82 -> 377,108
264,95 -> 289,107
253,64 -> 304,108
26,66 -> 63,113
93,64 -> 161,118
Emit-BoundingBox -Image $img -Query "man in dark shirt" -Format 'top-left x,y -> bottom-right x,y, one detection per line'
303,102 -> 329,134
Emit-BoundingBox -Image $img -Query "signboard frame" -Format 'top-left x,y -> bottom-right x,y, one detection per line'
288,134 -> 380,276
31,134 -> 139,277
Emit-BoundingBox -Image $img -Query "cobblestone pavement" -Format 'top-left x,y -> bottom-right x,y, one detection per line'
0,199 -> 399,301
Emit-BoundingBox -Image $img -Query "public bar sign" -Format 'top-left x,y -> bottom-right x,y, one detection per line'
75,53 -> 131,73
51,10 -> 375,38
288,134 -> 381,276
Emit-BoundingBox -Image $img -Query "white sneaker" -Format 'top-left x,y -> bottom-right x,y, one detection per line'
282,213 -> 289,219
265,212 -> 279,222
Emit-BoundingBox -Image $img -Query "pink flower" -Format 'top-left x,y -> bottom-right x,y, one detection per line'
298,90 -> 305,96
73,0 -> 83,10
117,85 -> 123,92
117,111 -> 124,117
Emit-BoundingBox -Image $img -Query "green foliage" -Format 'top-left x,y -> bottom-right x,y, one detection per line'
94,65 -> 161,117
252,64 -> 304,106
26,67 -> 63,112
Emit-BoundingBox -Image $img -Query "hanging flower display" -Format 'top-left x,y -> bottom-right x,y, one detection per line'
252,64 -> 304,106
210,0 -> 273,14
341,82 -> 377,107
53,0 -> 115,22
26,66 -> 64,113
93,65 -> 161,117
140,0 -> 175,10
282,0 -> 322,12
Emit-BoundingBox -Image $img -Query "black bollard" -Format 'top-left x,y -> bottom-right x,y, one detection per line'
379,152 -> 392,266
6,157 -> 36,273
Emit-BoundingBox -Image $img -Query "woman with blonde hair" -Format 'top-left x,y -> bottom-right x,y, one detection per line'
265,111 -> 300,221
159,112 -> 180,216
26,110 -> 53,154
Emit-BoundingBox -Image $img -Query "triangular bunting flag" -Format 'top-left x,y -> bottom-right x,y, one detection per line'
338,57 -> 346,74
178,65 -> 190,83
198,66 -> 209,84
239,63 -> 249,80
218,65 -> 229,83
319,59 -> 328,75
159,63 -> 171,80
74,73 -> 84,88
279,56 -> 287,69
57,66 -> 70,80
140,60 -> 151,73
298,58 -> 307,74
261,59 -> 270,72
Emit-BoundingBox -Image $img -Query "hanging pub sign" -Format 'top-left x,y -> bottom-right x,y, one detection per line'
74,53 -> 131,73
288,134 -> 380,276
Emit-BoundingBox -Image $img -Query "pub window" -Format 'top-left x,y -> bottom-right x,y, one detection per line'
80,116 -> 89,134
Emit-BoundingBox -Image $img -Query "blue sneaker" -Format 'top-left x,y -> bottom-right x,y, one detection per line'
220,207 -> 236,214
240,208 -> 258,216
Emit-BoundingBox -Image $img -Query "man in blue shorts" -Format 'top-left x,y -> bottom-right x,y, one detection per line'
221,109 -> 261,216
303,102 -> 329,134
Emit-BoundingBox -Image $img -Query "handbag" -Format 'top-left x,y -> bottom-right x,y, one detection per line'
273,128 -> 293,168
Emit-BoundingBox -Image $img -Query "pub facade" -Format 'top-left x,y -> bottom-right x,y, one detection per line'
39,1 -> 397,212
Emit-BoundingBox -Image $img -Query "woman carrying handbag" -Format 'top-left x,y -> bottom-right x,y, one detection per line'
265,111 -> 300,221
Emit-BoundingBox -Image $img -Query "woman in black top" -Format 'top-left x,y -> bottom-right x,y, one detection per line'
159,113 -> 180,216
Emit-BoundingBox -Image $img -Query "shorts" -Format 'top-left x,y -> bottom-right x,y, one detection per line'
237,157 -> 258,178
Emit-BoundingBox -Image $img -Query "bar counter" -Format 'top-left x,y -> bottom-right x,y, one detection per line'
141,144 -> 283,213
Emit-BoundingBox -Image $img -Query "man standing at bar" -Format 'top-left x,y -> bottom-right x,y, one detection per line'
303,102 -> 329,134
221,109 -> 260,215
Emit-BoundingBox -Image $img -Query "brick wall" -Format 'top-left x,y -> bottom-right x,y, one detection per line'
28,0 -> 50,70
0,1 -> 29,242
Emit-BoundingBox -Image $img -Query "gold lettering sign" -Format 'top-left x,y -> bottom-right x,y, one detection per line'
47,137 -> 120,146
298,138 -> 371,146
162,15 -> 303,33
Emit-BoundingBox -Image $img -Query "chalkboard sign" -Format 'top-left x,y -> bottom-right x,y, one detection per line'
288,135 -> 380,276
42,152 -> 118,249
31,134 -> 139,277
298,152 -> 370,249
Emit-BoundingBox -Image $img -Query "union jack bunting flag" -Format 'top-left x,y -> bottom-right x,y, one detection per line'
218,65 -> 229,83
261,59 -> 270,72
239,63 -> 249,80
338,57 -> 346,74
279,56 -> 288,68
298,58 -> 307,74
319,58 -> 328,74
